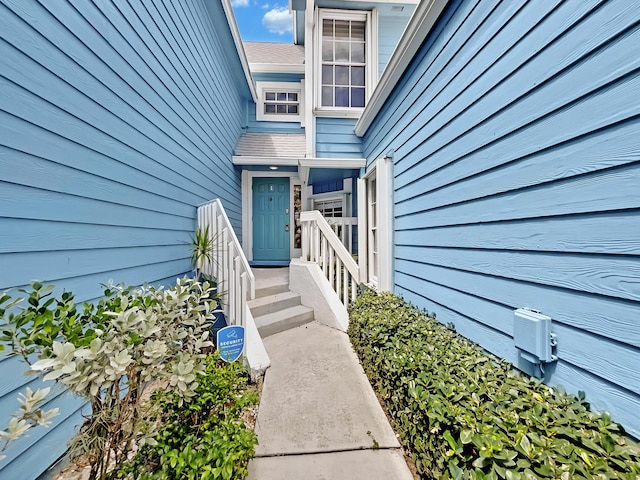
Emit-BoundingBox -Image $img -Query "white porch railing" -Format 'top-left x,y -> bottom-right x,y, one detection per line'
197,199 -> 255,330
300,210 -> 360,307
326,216 -> 357,254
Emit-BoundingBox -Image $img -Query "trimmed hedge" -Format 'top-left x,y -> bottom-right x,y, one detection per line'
348,290 -> 640,480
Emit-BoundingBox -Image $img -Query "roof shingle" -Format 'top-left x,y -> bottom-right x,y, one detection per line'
235,133 -> 306,158
243,42 -> 305,65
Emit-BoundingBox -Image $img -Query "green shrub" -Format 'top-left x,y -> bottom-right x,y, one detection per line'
120,354 -> 258,480
1,278 -> 220,480
348,290 -> 640,480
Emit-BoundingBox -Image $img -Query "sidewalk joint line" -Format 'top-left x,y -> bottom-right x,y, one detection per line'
255,446 -> 404,459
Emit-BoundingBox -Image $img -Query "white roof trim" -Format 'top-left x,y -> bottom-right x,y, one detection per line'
298,158 -> 366,169
221,0 -> 258,103
249,63 -> 305,74
232,157 -> 366,169
233,157 -> 299,166
354,0 -> 449,137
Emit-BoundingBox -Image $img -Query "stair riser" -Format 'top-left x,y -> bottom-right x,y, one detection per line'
250,295 -> 302,317
255,284 -> 289,299
257,311 -> 314,338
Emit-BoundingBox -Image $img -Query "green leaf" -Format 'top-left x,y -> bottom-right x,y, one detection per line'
460,429 -> 473,444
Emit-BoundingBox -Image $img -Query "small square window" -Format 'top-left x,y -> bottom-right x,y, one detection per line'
258,83 -> 302,121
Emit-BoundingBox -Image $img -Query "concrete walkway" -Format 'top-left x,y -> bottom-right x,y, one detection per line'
247,321 -> 413,480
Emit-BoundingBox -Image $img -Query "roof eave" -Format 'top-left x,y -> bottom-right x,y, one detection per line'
249,63 -> 306,74
354,0 -> 449,137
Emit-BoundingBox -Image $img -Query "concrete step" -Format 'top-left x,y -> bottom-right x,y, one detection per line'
255,305 -> 314,338
255,282 -> 289,299
248,291 -> 302,318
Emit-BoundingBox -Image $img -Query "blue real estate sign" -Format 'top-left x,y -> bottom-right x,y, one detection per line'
217,325 -> 245,362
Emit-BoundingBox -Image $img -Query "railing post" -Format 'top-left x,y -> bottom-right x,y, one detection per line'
301,221 -> 309,260
240,272 -> 248,329
234,255 -> 241,327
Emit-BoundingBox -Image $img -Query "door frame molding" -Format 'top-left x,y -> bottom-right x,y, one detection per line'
242,170 -> 301,261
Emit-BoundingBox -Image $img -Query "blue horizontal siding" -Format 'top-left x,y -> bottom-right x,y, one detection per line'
0,0 -> 248,476
377,11 -> 414,76
246,101 -> 305,134
364,0 -> 640,437
315,117 -> 363,158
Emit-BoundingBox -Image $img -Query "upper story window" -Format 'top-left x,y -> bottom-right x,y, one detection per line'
265,90 -> 299,115
316,9 -> 377,115
256,81 -> 303,123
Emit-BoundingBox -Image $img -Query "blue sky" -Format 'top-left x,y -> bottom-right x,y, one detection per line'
231,0 -> 294,43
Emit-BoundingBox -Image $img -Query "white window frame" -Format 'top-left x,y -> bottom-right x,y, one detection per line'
256,81 -> 304,123
315,8 -> 378,117
358,156 -> 392,292
312,194 -> 346,217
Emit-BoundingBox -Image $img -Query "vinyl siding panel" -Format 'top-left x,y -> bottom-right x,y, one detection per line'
377,12 -> 414,76
363,0 -> 640,437
246,101 -> 305,134
316,117 -> 363,158
0,0 -> 248,477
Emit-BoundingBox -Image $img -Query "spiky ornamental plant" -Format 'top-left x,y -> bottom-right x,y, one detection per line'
190,225 -> 215,281
0,277 -> 218,480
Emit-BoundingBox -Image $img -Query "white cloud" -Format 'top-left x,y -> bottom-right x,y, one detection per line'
262,7 -> 292,35
261,3 -> 271,9
231,0 -> 249,7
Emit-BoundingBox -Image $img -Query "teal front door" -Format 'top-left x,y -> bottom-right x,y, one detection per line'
252,178 -> 290,262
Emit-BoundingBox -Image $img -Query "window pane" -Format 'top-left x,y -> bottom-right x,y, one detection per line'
288,105 -> 298,114
335,41 -> 349,62
277,104 -> 286,113
322,19 -> 333,37
335,20 -> 349,39
265,104 -> 276,113
322,40 -> 333,62
335,66 -> 349,85
322,86 -> 333,106
351,87 -> 365,107
322,65 -> 333,85
335,87 -> 349,107
277,92 -> 287,101
288,93 -> 298,101
265,92 -> 275,101
351,66 -> 365,86
351,21 -> 365,41
351,42 -> 365,63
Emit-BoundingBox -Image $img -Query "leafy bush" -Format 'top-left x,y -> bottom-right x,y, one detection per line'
120,354 -> 258,480
348,290 -> 640,480
1,278 -> 220,480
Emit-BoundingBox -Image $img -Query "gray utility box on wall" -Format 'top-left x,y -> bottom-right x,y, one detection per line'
513,308 -> 557,364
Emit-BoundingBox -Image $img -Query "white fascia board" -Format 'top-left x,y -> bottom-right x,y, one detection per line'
232,156 -> 299,166
354,0 -> 449,137
233,157 -> 366,169
299,158 -> 366,169
249,63 -> 305,74
221,0 -> 258,103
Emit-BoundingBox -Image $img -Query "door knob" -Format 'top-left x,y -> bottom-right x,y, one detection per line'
285,224 -> 289,231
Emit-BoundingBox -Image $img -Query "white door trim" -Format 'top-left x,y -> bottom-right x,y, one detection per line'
241,170 -> 301,261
